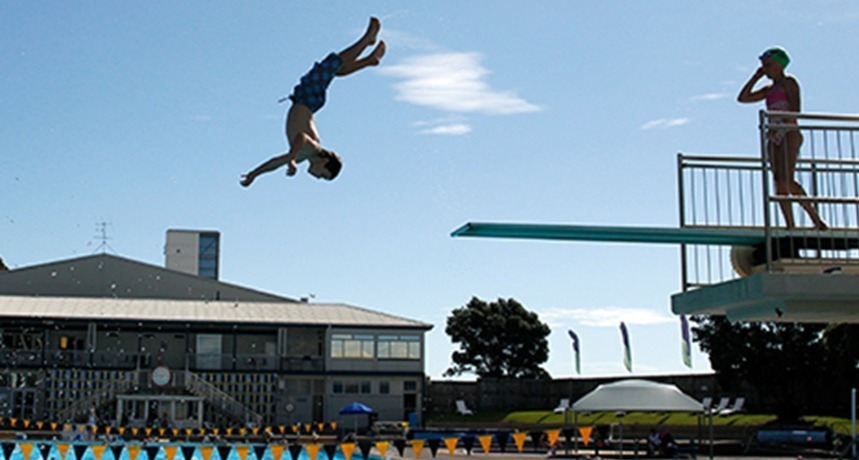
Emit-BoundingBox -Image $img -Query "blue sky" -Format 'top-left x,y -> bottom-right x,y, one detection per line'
3,2 -> 859,380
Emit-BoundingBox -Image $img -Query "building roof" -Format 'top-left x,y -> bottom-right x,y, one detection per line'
0,295 -> 432,329
0,253 -> 294,302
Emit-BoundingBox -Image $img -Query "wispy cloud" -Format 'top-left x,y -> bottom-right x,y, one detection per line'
540,307 -> 675,327
379,52 -> 542,116
640,117 -> 689,130
418,123 -> 472,136
689,92 -> 729,102
413,116 -> 472,136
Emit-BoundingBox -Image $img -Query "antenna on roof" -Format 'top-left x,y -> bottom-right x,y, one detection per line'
93,221 -> 117,255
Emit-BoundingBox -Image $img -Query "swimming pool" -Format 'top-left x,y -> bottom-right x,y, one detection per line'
3,442 -> 378,460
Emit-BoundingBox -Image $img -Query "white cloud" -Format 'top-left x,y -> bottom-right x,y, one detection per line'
418,123 -> 472,136
379,52 -> 542,115
640,117 -> 689,130
689,92 -> 729,102
540,307 -> 675,327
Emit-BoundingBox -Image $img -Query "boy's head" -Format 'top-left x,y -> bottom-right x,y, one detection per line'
308,149 -> 342,180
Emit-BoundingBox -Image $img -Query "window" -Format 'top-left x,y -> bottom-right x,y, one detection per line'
379,381 -> 390,394
335,381 -> 372,394
404,381 -> 417,393
196,334 -> 222,370
378,335 -> 421,360
198,233 -> 219,279
330,334 -> 374,359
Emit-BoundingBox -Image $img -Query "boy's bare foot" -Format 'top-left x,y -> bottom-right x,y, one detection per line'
366,17 -> 381,45
369,41 -> 386,65
240,174 -> 254,187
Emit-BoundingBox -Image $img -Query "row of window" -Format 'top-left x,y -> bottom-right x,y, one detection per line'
329,334 -> 421,360
332,380 -> 418,395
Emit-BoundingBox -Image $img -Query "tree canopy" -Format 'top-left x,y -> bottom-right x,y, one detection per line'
692,316 -> 859,420
445,296 -> 551,379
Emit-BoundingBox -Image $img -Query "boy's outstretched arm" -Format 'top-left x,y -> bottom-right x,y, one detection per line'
239,133 -> 320,187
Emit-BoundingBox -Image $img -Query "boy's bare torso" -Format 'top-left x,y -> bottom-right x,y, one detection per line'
286,104 -> 320,144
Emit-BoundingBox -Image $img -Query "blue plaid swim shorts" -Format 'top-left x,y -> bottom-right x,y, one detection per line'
288,52 -> 344,113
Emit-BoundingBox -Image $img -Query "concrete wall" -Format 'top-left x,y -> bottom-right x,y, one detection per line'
428,374 -> 719,416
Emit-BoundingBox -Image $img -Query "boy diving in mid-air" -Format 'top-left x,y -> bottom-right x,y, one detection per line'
241,17 -> 386,186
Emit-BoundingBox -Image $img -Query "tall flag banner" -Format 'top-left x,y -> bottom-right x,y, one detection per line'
567,329 -> 581,375
619,322 -> 632,372
680,315 -> 692,368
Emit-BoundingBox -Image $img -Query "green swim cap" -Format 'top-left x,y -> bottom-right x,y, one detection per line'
760,47 -> 790,69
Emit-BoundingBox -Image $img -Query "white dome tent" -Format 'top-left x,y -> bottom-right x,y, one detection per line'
569,379 -> 712,459
572,379 -> 704,412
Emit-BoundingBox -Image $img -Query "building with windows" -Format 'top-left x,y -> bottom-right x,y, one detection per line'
165,229 -> 221,280
0,251 -> 432,430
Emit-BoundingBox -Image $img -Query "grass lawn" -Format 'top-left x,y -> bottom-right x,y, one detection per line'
431,411 -> 853,435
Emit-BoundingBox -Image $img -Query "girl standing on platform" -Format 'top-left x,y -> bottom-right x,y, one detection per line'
737,47 -> 827,229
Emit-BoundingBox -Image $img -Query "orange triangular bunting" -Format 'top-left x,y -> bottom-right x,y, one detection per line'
512,432 -> 527,453
268,445 -> 284,460
199,446 -> 214,460
478,435 -> 492,454
19,443 -> 34,460
127,445 -> 142,460
444,438 -> 458,455
91,445 -> 107,460
546,429 -> 561,446
234,445 -> 249,460
163,446 -> 178,460
304,444 -> 320,460
339,443 -> 355,460
411,439 -> 424,458
579,426 -> 593,447
56,442 -> 71,459
374,441 -> 389,458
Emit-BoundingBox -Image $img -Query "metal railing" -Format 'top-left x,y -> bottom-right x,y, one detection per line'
55,371 -> 137,423
678,111 -> 859,289
183,371 -> 263,427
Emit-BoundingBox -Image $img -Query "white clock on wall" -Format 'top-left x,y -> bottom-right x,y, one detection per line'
151,365 -> 172,387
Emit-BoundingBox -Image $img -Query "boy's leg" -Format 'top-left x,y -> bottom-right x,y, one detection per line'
337,41 -> 385,76
335,17 -> 386,76
337,17 -> 379,65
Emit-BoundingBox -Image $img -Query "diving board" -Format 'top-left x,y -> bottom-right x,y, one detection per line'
451,222 -> 859,249
451,222 -> 766,245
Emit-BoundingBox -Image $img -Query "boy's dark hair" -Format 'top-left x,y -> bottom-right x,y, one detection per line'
321,149 -> 342,180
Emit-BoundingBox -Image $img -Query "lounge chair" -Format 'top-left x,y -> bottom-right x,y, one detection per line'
709,397 -> 730,414
700,397 -> 712,411
553,398 -> 570,414
719,397 -> 745,415
455,400 -> 474,416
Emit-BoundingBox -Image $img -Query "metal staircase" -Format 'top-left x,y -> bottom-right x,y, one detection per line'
56,372 -> 136,423
183,371 -> 263,426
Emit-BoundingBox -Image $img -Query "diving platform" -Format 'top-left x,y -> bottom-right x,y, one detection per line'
450,111 -> 859,324
671,272 -> 859,323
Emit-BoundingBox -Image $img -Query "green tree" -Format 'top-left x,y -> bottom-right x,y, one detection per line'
444,296 -> 551,378
691,317 -> 859,420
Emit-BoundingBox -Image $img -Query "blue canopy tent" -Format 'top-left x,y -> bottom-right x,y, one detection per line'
340,402 -> 374,434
